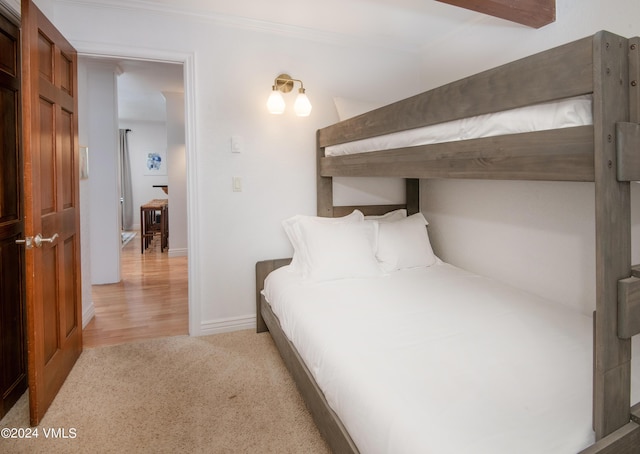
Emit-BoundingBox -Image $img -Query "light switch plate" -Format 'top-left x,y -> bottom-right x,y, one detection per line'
232,176 -> 242,192
231,136 -> 243,153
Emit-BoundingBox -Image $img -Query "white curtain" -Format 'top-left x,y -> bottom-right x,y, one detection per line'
120,129 -> 134,231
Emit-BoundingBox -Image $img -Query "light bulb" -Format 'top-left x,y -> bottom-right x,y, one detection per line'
266,89 -> 285,114
294,90 -> 312,117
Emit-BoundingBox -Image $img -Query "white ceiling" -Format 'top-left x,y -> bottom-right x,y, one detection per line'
80,55 -> 184,123
116,59 -> 184,122
121,0 -> 491,52
86,0 -> 515,122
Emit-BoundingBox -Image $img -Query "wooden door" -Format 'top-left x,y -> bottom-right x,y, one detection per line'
0,7 -> 27,420
21,0 -> 82,425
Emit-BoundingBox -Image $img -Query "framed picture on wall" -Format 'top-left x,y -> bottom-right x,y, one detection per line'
79,146 -> 89,179
144,149 -> 167,176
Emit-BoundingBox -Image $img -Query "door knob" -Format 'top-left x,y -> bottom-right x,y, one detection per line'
34,233 -> 59,248
15,233 -> 59,249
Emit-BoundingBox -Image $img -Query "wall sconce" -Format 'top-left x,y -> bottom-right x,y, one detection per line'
267,73 -> 312,117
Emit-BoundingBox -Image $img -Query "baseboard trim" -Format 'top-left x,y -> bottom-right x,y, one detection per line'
198,315 -> 256,336
168,248 -> 188,258
82,301 -> 96,329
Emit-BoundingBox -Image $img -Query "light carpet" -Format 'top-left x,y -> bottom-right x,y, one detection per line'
0,330 -> 329,454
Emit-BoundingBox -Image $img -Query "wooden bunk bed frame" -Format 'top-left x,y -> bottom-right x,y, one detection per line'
257,30 -> 640,453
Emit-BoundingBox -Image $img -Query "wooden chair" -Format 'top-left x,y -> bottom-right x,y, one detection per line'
140,199 -> 169,253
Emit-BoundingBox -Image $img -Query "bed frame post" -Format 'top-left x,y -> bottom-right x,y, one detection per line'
592,31 -> 633,440
406,179 -> 420,215
317,130 -> 333,217
630,37 -> 640,124
256,258 -> 292,333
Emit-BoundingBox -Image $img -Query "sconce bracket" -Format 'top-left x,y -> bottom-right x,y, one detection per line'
274,74 -> 294,93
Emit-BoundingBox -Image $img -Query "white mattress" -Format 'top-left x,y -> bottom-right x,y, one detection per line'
325,96 -> 593,157
263,262 -> 640,454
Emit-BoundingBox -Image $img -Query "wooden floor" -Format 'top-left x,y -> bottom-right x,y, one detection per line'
82,233 -> 188,348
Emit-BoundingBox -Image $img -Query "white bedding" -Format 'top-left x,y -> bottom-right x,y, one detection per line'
263,262 -> 640,454
325,95 -> 593,157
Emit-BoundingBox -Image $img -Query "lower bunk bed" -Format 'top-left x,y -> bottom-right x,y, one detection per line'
256,209 -> 640,453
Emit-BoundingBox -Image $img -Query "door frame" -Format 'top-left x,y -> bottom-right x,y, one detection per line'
0,0 -> 27,420
77,43 -> 200,335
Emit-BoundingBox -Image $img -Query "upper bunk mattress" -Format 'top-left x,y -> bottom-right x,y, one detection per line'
263,261 -> 640,454
325,95 -> 593,156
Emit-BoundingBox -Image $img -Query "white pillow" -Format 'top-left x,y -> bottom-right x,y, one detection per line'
376,212 -> 437,272
296,218 -> 382,281
365,208 -> 407,222
282,210 -> 364,274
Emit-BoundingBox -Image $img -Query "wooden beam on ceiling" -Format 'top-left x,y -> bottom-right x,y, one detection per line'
436,0 -> 555,29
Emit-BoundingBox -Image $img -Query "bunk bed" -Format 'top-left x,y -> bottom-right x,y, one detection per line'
256,30 -> 640,453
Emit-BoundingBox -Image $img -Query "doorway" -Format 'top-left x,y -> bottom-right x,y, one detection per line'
80,56 -> 191,347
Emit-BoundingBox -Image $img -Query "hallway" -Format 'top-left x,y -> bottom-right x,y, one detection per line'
83,234 -> 188,348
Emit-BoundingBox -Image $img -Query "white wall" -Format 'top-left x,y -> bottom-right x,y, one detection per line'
422,180 -> 598,314
163,91 -> 188,257
42,0 -> 424,333
118,120 -> 170,229
418,0 -> 640,314
423,180 -> 640,315
417,0 -> 640,91
83,60 -> 121,285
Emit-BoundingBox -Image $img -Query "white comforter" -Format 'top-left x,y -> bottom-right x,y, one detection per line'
263,262 -> 640,454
